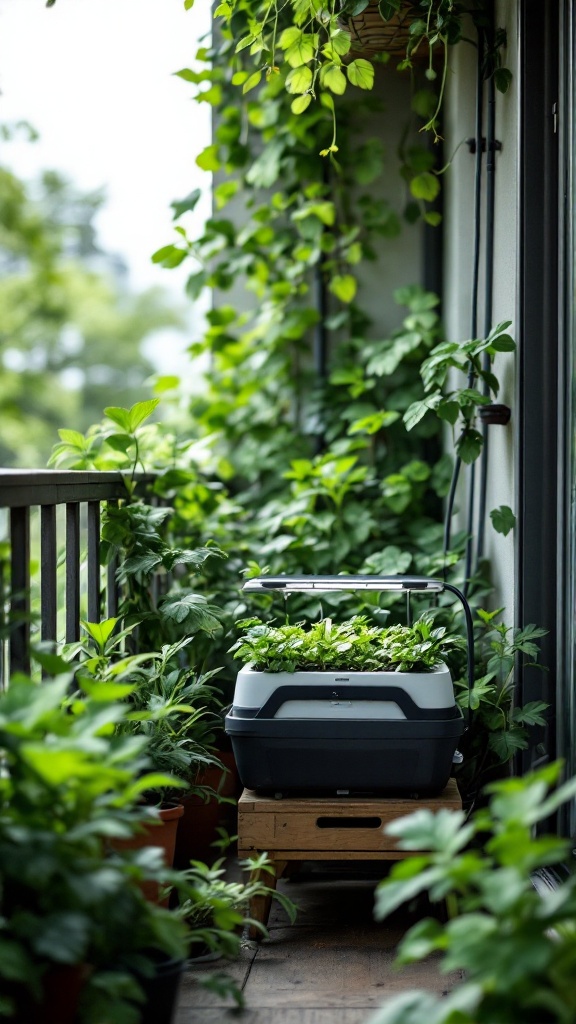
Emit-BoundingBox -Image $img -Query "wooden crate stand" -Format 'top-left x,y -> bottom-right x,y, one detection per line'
238,780 -> 461,935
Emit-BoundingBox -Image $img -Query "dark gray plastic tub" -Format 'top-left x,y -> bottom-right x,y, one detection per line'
225,710 -> 464,796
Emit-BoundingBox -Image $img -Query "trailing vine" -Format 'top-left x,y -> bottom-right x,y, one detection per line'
47,0 -> 540,801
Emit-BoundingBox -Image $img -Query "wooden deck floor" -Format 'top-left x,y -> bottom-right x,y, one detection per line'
175,864 -> 461,1024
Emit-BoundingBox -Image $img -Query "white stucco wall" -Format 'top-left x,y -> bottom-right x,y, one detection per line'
443,2 -> 518,619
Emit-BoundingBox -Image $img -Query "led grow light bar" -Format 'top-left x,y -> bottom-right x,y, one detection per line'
242,574 -> 444,593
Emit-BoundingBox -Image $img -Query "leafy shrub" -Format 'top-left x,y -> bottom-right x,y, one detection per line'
370,761 -> 576,1024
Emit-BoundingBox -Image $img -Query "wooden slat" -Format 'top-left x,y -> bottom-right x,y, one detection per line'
239,778 -> 461,813
40,505 -> 57,642
87,501 -> 101,623
65,503 -> 81,643
9,507 -> 30,675
238,849 -> 413,861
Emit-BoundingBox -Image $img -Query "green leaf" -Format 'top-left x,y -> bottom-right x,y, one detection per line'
81,617 -> 119,649
184,0 -> 195,8
151,244 -> 187,268
291,94 -> 312,114
410,172 -> 440,202
171,188 -> 201,220
490,333 -> 516,352
490,505 -> 516,536
57,428 -> 87,448
403,392 -> 442,430
348,410 -> 400,435
494,67 -> 513,93
322,65 -> 347,95
243,71 -> 262,94
457,428 -> 484,463
126,399 -> 160,431
329,274 -> 357,303
330,29 -> 352,56
195,144 -> 221,172
284,32 -> 317,68
286,66 -> 313,94
346,59 -> 375,90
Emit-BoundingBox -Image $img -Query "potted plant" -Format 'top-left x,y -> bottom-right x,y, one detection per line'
225,612 -> 466,795
0,658 -> 189,1024
179,854 -> 297,961
66,618 -> 226,898
213,0 -> 511,148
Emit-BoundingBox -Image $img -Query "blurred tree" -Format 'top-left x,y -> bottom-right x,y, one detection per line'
0,158 -> 184,467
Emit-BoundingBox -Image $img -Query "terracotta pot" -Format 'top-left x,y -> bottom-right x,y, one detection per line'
113,803 -> 184,904
342,2 -> 428,60
27,963 -> 92,1024
174,753 -> 239,867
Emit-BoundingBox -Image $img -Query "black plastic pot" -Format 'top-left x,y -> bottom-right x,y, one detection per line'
138,954 -> 186,1024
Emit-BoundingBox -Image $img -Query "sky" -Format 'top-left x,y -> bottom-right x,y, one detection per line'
0,0 -> 212,371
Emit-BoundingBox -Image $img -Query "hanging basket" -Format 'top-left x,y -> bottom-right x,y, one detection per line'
342,2 -> 423,60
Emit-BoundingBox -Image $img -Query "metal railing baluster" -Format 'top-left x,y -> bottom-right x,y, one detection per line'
9,506 -> 31,675
66,503 -> 81,643
40,505 -> 57,643
87,501 -> 101,624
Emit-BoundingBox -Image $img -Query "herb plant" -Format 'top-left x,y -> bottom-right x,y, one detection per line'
452,609 -> 548,799
230,613 -> 466,673
66,618 -> 225,800
370,761 -> 576,1024
180,853 -> 297,954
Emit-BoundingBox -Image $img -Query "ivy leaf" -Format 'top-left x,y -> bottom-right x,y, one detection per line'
235,34 -> 256,53
494,67 -> 513,93
490,505 -> 516,536
285,33 -> 317,68
171,189 -> 201,220
347,59 -> 375,90
186,270 -> 208,299
330,29 -> 352,56
329,274 -> 357,303
195,144 -> 221,172
243,71 -> 262,94
410,172 -> 440,202
378,0 -> 401,19
286,66 -> 313,94
151,244 -> 187,268
291,94 -> 312,114
322,65 -> 348,95
348,410 -> 400,435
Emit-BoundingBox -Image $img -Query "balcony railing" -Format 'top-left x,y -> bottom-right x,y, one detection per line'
0,469 -> 133,684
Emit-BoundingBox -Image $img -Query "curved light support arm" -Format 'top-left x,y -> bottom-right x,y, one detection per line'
241,574 -> 474,722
